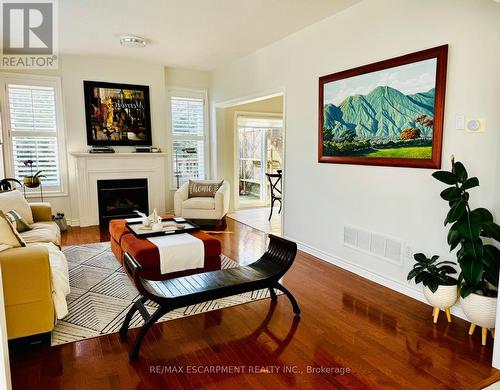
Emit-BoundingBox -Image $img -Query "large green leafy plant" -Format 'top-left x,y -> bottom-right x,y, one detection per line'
407,253 -> 457,292
433,158 -> 500,298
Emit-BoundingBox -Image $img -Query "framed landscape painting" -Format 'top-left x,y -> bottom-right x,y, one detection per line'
318,45 -> 448,168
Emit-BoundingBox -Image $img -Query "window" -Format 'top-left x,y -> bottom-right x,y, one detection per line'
169,91 -> 207,187
2,77 -> 65,194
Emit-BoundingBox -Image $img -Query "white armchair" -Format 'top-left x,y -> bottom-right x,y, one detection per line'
174,180 -> 230,223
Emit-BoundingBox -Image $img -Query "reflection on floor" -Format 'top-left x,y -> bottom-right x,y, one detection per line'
227,207 -> 281,235
10,220 -> 497,389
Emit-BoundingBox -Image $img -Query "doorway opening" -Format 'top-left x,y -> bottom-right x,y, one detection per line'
215,93 -> 284,235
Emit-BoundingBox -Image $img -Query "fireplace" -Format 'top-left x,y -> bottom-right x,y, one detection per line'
97,179 -> 148,226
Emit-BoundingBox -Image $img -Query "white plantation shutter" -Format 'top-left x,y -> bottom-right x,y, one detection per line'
170,95 -> 206,186
6,82 -> 62,190
12,137 -> 59,185
8,86 -> 57,132
171,97 -> 204,136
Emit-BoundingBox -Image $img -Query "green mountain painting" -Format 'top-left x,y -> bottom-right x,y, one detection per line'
321,57 -> 439,160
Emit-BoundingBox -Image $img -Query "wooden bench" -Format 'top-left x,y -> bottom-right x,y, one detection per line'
119,234 -> 300,359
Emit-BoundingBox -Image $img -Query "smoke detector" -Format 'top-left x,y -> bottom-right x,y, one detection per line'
120,35 -> 146,48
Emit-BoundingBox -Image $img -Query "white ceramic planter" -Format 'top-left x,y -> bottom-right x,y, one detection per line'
423,285 -> 458,309
460,293 -> 497,329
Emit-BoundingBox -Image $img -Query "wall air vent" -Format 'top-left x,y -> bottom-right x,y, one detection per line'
343,225 -> 403,265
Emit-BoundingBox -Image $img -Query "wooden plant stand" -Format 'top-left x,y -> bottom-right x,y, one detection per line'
432,307 -> 452,323
469,324 -> 495,346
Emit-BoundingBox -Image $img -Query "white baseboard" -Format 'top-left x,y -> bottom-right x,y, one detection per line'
69,219 -> 80,226
284,235 -> 467,321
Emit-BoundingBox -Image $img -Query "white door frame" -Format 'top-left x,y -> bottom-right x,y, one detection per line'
212,87 -> 287,234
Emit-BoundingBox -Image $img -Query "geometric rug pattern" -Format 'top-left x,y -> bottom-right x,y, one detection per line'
52,242 -> 275,346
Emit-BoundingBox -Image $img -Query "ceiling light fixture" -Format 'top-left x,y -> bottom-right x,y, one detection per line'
120,35 -> 146,48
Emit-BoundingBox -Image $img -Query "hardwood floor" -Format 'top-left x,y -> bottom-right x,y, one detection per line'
9,218 -> 498,389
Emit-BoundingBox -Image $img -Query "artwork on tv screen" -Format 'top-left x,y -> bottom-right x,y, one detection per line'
84,80 -> 152,146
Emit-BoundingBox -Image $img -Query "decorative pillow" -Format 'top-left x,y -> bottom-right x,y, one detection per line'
188,180 -> 224,198
6,210 -> 32,233
0,189 -> 33,224
0,211 -> 26,251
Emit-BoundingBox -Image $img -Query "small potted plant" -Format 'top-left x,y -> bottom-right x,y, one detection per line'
22,160 -> 45,188
407,253 -> 458,323
433,156 -> 500,345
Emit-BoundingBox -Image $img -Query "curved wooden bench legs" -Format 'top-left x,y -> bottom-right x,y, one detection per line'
119,296 -> 147,339
269,287 -> 277,300
273,282 -> 301,315
120,298 -> 170,359
129,307 -> 168,359
121,282 -> 300,360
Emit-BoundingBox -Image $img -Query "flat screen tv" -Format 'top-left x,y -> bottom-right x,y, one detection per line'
84,80 -> 152,146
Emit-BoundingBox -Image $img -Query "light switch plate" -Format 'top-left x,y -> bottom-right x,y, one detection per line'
455,114 -> 465,130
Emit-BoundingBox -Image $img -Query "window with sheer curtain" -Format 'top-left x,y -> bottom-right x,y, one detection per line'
170,93 -> 207,187
4,79 -> 64,193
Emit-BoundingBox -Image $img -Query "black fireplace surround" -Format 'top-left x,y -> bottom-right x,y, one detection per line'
97,179 -> 148,226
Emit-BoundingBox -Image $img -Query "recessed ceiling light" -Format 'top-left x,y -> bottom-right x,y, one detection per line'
120,35 -> 146,48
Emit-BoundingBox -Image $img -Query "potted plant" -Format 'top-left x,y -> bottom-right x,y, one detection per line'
407,253 -> 458,323
22,160 -> 45,188
433,156 -> 500,345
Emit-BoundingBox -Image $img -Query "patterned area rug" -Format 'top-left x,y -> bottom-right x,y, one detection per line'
53,242 -> 274,346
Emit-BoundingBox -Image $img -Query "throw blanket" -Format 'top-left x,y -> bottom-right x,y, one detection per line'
28,243 -> 70,319
147,233 -> 204,274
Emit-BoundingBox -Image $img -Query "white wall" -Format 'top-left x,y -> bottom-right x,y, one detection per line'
165,67 -> 210,90
61,55 -> 169,224
1,57 -> 211,222
0,55 -> 168,223
211,0 -> 500,301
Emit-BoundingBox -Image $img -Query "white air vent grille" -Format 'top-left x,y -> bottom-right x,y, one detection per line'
357,230 -> 371,251
343,225 -> 403,265
344,226 -> 357,246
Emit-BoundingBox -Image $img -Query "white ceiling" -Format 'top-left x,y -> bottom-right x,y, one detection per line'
59,0 -> 359,70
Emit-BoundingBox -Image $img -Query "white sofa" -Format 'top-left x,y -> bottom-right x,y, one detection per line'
174,180 -> 230,222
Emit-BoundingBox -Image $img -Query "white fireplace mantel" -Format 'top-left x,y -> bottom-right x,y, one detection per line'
71,152 -> 168,227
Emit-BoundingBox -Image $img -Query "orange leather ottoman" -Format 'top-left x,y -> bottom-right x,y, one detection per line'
109,219 -> 131,262
109,218 -> 221,281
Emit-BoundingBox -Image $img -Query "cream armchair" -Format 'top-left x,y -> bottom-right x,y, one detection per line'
174,180 -> 230,223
